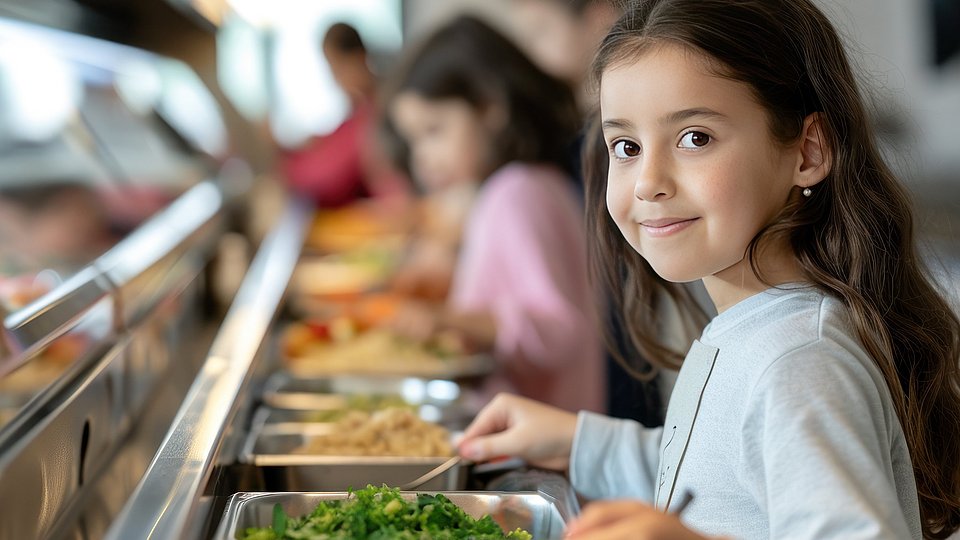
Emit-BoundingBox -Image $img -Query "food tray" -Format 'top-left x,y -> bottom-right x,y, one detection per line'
290,251 -> 396,298
285,354 -> 495,379
259,372 -> 473,424
303,205 -> 410,255
239,425 -> 466,491
262,372 -> 462,406
250,404 -> 471,432
214,491 -> 567,540
283,348 -> 496,379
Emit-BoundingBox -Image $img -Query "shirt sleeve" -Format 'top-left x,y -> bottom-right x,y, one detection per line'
280,114 -> 365,207
570,411 -> 663,501
740,343 -> 918,539
450,169 -> 597,379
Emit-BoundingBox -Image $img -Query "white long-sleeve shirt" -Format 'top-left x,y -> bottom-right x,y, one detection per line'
570,285 -> 921,539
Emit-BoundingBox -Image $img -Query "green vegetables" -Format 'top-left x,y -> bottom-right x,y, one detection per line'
236,485 -> 533,540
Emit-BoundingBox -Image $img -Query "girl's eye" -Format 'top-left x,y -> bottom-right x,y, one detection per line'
612,140 -> 641,159
678,131 -> 711,149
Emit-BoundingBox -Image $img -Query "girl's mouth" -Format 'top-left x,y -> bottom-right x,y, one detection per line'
640,217 -> 699,237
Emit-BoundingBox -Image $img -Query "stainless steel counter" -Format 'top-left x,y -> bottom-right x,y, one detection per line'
0,180 -> 229,539
105,197 -> 310,540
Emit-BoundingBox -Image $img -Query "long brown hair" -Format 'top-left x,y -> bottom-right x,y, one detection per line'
585,0 -> 960,537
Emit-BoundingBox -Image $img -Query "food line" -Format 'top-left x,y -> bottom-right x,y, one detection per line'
224,202 -> 568,538
102,198 -> 574,540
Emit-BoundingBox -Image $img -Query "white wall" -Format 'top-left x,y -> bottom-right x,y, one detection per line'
404,0 -> 511,41
816,0 -> 960,182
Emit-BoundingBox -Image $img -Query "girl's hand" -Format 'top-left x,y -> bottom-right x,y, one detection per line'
388,300 -> 441,343
458,393 -> 577,470
389,239 -> 455,302
565,501 -> 710,540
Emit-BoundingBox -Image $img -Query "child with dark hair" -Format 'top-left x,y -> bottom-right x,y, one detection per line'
513,0 -> 694,427
381,15 -> 604,413
458,1 -> 960,538
280,22 -> 408,207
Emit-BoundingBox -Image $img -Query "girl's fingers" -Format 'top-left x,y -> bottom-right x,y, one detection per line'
459,430 -> 520,461
567,519 -> 652,540
458,394 -> 535,461
566,501 -> 709,540
460,394 -> 512,441
566,501 -> 656,537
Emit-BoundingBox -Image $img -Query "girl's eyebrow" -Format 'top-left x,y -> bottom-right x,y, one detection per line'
661,107 -> 727,125
601,118 -> 635,131
602,108 -> 727,133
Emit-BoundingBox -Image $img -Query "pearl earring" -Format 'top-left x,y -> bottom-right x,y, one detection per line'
802,187 -> 812,197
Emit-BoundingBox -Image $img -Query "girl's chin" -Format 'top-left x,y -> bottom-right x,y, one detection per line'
644,259 -> 706,284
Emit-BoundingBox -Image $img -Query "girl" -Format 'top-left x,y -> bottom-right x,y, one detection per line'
381,16 -> 605,413
458,1 -> 960,539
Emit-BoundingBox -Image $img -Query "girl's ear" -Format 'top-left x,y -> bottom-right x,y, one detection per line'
795,112 -> 832,188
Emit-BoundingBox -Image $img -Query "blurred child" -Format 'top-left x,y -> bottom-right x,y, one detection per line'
514,0 -> 694,427
381,15 -> 604,413
458,0 -> 960,538
280,22 -> 409,207
511,0 -> 620,110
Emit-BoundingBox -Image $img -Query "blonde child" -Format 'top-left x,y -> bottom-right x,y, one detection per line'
458,0 -> 960,538
381,16 -> 605,413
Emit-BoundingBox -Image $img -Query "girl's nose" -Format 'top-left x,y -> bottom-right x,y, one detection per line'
633,153 -> 675,201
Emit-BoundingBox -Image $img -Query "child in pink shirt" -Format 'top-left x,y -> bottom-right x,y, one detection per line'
383,15 -> 604,413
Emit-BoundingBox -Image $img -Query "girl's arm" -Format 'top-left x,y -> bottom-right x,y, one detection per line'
436,309 -> 497,351
387,302 -> 496,352
459,394 -> 664,503
450,166 -> 603,405
569,411 -> 663,502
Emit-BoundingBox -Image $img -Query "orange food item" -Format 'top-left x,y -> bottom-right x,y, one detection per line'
350,293 -> 401,329
306,204 -> 410,253
282,322 -> 317,358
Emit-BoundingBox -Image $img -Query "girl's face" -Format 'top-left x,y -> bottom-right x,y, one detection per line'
601,43 -> 801,285
390,92 -> 493,191
513,0 -> 587,85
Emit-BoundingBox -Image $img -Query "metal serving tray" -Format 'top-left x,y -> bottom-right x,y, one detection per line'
250,405 -> 469,432
262,372 -> 462,408
259,372 -> 474,427
239,424 -> 466,491
214,491 -> 568,540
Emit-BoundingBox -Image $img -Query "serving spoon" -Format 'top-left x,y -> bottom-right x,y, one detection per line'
398,455 -> 463,491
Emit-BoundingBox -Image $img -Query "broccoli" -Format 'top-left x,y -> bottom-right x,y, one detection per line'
236,486 -> 532,540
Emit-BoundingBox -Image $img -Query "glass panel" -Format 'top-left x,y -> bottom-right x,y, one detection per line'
0,299 -> 113,426
0,17 -> 224,302
0,18 -> 226,428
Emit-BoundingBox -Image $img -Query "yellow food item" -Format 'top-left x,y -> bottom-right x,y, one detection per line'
284,329 -> 450,376
293,407 -> 452,457
306,205 -> 410,253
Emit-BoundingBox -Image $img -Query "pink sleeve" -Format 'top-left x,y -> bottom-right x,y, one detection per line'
450,167 -> 597,377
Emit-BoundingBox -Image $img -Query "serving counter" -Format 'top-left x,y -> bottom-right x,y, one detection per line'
0,180 -> 232,539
